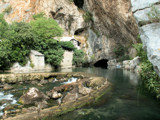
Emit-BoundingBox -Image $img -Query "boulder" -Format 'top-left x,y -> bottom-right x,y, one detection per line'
19,87 -> 49,105
123,60 -> 131,70
130,56 -> 140,71
62,93 -> 78,103
52,91 -> 62,99
87,77 -> 105,89
140,23 -> 160,76
79,87 -> 92,95
40,80 -> 48,85
3,84 -> 13,90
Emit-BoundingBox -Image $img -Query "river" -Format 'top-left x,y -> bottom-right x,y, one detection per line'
53,67 -> 160,120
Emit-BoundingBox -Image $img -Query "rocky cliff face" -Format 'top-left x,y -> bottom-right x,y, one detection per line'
0,0 -> 85,35
0,0 -> 139,64
131,0 -> 160,76
84,0 -> 138,63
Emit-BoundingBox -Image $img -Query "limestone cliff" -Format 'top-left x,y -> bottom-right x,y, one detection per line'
0,0 -> 85,35
131,0 -> 160,76
84,0 -> 138,63
0,0 -> 139,64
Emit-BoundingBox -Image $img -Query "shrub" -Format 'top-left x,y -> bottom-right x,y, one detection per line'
134,43 -> 160,99
0,14 -> 8,39
30,16 -> 64,67
73,49 -> 85,66
60,41 -> 75,51
8,22 -> 36,66
133,43 -> 147,62
0,14 -> 65,69
32,12 -> 45,20
114,45 -> 129,62
4,6 -> 12,14
83,11 -> 93,23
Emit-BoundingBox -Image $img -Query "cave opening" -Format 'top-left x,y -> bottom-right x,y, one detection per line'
74,28 -> 86,35
73,0 -> 84,9
94,59 -> 108,69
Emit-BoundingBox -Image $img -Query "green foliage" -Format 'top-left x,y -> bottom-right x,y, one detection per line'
147,5 -> 160,22
0,13 -> 66,69
32,12 -> 45,20
134,43 -> 160,99
30,17 -> 64,67
68,0 -> 73,3
83,11 -> 93,23
44,49 -> 64,68
9,22 -> 35,66
60,41 -> 75,51
0,14 -> 8,39
73,49 -> 85,67
114,45 -> 129,62
30,17 -> 63,39
133,43 -> 147,62
0,39 -> 12,70
30,62 -> 34,68
4,5 -> 12,14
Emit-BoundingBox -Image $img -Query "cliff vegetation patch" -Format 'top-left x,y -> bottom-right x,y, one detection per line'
0,13 -> 84,70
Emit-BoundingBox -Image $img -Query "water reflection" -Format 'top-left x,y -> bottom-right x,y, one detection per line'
55,67 -> 160,120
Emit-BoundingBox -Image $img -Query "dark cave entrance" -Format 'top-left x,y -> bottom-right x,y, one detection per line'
74,28 -> 87,35
73,0 -> 84,9
94,59 -> 108,69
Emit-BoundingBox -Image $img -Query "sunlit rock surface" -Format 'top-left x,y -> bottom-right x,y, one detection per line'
131,0 -> 160,76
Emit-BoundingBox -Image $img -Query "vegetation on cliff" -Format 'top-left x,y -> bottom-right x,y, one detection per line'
134,43 -> 160,99
73,49 -> 85,66
0,13 -> 81,69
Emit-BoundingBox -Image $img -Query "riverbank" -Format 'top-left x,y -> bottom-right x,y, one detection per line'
0,72 -> 110,120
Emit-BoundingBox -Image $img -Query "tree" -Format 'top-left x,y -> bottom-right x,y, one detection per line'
30,16 -> 64,67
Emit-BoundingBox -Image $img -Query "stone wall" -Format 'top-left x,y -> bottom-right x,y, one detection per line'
11,50 -> 52,73
61,51 -> 73,69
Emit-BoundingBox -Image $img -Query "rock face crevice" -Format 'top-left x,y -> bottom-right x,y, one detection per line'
131,0 -> 160,76
84,0 -> 139,62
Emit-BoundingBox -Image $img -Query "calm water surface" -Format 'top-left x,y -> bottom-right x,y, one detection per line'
54,67 -> 160,120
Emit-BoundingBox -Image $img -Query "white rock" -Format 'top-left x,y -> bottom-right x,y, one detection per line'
52,92 -> 62,99
131,0 -> 159,12
130,56 -> 140,71
140,23 -> 160,76
133,5 -> 160,24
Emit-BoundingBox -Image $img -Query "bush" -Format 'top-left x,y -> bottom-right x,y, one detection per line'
60,41 -> 75,51
0,39 -> 12,70
4,6 -> 12,14
83,11 -> 93,23
133,43 -> 147,62
73,49 -> 85,66
32,12 -> 45,20
8,22 -> 36,66
114,45 -> 129,62
0,14 -> 65,69
0,14 -> 8,39
30,17 -> 64,67
134,43 -> 160,99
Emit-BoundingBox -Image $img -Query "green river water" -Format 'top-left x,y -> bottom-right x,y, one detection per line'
52,67 -> 160,120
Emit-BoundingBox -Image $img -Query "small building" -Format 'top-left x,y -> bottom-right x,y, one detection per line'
60,51 -> 73,68
30,50 -> 45,69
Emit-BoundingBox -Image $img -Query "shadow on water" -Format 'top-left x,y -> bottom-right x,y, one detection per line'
53,67 -> 160,120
